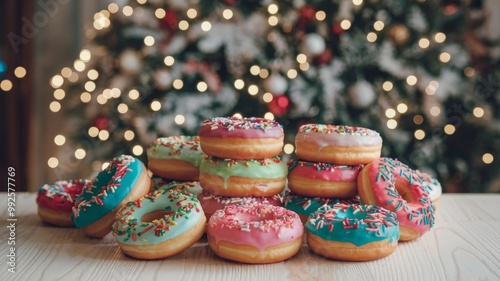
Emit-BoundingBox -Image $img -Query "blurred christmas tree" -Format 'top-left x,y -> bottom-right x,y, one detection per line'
51,0 -> 499,192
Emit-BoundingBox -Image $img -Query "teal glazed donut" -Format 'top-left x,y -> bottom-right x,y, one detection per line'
112,188 -> 206,259
283,190 -> 360,224
72,155 -> 151,238
306,203 -> 399,261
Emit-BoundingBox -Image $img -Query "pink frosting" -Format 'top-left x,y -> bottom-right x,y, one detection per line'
199,117 -> 283,139
207,204 -> 303,251
364,158 -> 434,237
198,191 -> 282,217
288,160 -> 363,182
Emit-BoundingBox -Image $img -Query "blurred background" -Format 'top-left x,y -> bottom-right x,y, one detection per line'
1,0 -> 499,193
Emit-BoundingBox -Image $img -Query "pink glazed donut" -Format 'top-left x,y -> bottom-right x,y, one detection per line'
198,190 -> 282,219
287,159 -> 363,198
199,117 -> 284,159
207,204 -> 303,264
357,157 -> 435,241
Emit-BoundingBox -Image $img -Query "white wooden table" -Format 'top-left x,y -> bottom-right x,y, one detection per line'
1,193 -> 499,281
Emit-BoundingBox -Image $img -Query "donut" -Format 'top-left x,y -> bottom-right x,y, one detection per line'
415,170 -> 442,209
357,157 -> 435,241
72,155 -> 151,238
199,156 -> 287,197
112,188 -> 206,259
150,176 -> 203,195
306,203 -> 399,261
283,190 -> 360,224
147,136 -> 205,180
198,190 -> 282,219
287,159 -> 363,198
199,117 -> 284,159
207,204 -> 303,264
295,124 -> 382,165
36,179 -> 91,226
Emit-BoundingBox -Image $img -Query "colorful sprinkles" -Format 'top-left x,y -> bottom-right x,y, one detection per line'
201,117 -> 282,131
288,159 -> 363,173
38,179 -> 91,203
148,136 -> 201,156
206,156 -> 283,167
298,124 -> 379,136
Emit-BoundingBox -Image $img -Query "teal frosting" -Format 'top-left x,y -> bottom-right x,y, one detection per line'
72,155 -> 144,228
200,157 -> 288,188
112,188 -> 203,245
283,191 -> 360,217
147,136 -> 205,167
306,204 -> 400,246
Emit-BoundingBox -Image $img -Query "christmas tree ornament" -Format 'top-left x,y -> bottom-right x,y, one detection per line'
388,24 -> 410,46
264,74 -> 288,95
348,80 -> 376,109
93,115 -> 110,131
302,33 -> 326,56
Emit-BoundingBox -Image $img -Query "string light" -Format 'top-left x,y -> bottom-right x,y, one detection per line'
444,124 -> 456,135
1,80 -> 13,91
367,32 -> 377,42
54,135 -> 66,146
79,49 -> 91,62
179,20 -> 189,30
473,107 -> 484,118
87,69 -> 99,80
14,67 -> 26,78
201,21 -> 212,32
128,89 -> 140,100
96,94 -> 107,104
222,9 -> 233,20
234,79 -> 245,90
464,67 -> 475,77
54,89 -> 65,100
108,3 -> 118,13
248,85 -> 259,95
132,145 -> 143,156
88,126 -> 99,137
382,81 -> 393,91
173,79 -> 183,89
92,161 -> 102,172
283,144 -> 294,154
48,157 -> 59,168
264,112 -> 274,120
136,0 -> 146,5
124,130 -> 135,141
75,148 -> 86,160
406,75 -> 417,86
373,21 -> 384,31
263,92 -> 273,103
387,119 -> 397,129
175,114 -> 185,125
84,81 -> 96,92
155,8 -> 166,19
74,60 -> 85,72
150,100 -> 161,111
299,62 -> 309,71
187,8 -> 197,19
98,130 -> 110,141
103,89 -> 113,99
434,32 -> 446,43
353,0 -> 363,5
232,113 -> 243,119
197,81 -> 208,92
250,65 -> 260,75
68,72 -> 78,82
144,36 -> 155,46
112,88 -> 121,98
51,75 -> 64,88
287,69 -> 298,79
340,20 -> 351,30
296,54 -> 307,64
259,69 -> 269,79
439,52 -> 451,63
414,129 -> 426,140
385,108 -> 396,118
122,6 -> 133,17
61,67 -> 72,78
117,103 -> 128,114
268,16 -> 278,26
482,153 -> 494,164
315,11 -> 326,21
268,4 -> 278,14
418,38 -> 430,48
397,103 -> 408,113
102,162 -> 110,170
49,101 -> 61,112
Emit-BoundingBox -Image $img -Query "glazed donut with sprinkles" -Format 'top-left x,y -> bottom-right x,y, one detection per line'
306,203 -> 400,261
72,155 -> 151,238
36,179 -> 91,226
199,117 -> 284,159
295,124 -> 382,165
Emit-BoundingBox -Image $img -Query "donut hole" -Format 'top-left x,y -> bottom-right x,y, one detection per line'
141,210 -> 173,223
395,178 -> 416,203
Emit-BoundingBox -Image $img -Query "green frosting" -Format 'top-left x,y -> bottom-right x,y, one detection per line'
306,204 -> 400,246
147,136 -> 205,167
200,157 -> 288,188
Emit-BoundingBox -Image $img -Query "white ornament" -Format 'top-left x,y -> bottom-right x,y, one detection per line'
154,69 -> 173,90
119,49 -> 142,74
348,80 -> 376,108
303,33 -> 326,56
265,74 -> 288,95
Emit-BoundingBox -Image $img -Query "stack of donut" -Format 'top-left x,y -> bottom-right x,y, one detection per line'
199,117 -> 303,264
287,124 -> 441,261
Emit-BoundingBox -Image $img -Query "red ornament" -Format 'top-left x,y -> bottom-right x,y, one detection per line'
268,95 -> 289,116
93,115 -> 109,131
314,49 -> 333,65
299,6 -> 316,21
332,23 -> 344,36
160,10 -> 178,32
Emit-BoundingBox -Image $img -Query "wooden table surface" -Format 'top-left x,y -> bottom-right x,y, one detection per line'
1,193 -> 499,281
